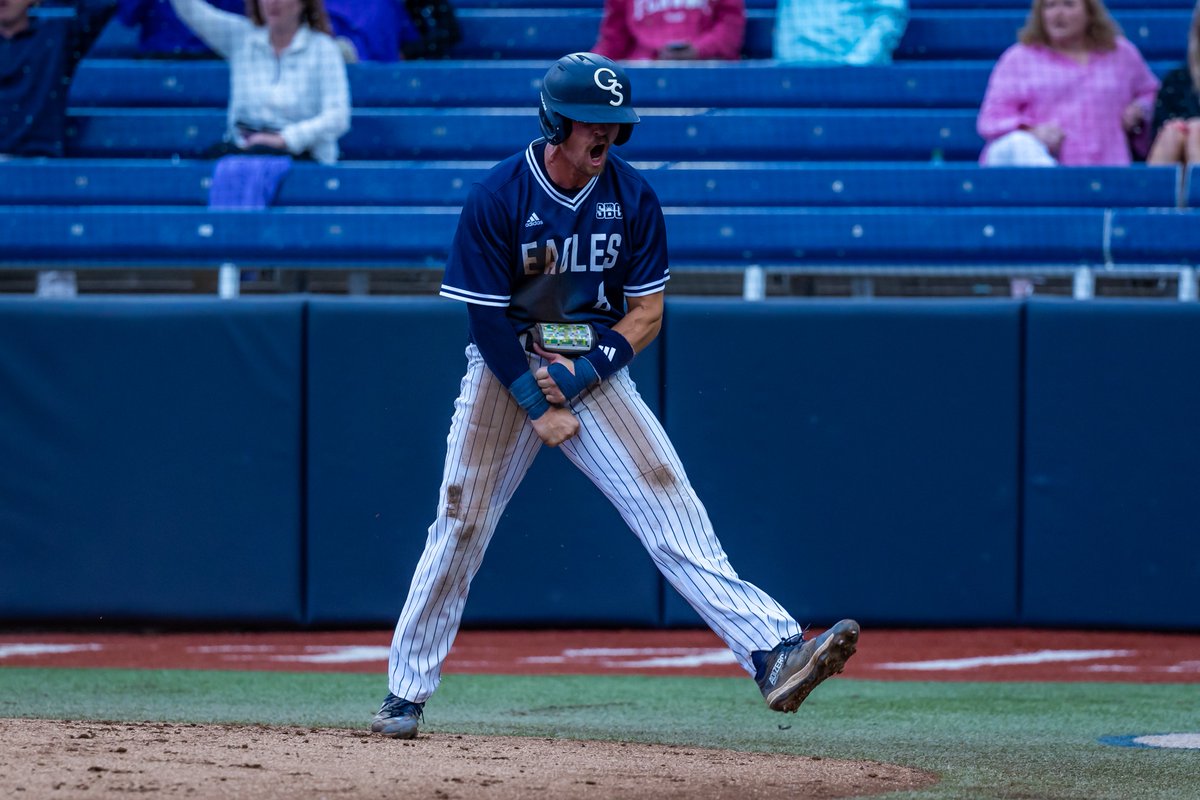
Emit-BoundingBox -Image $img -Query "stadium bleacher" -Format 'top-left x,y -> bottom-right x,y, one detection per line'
0,205 -> 1118,267
70,61 -> 1003,109
61,107 -> 987,161
0,161 -> 1179,208
2,1 -> 1197,298
85,7 -> 1193,62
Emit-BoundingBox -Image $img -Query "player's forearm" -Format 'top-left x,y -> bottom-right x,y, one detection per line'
612,302 -> 662,354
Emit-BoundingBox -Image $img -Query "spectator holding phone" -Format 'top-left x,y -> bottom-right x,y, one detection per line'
591,0 -> 745,62
1146,0 -> 1200,167
977,0 -> 1159,166
169,0 -> 350,163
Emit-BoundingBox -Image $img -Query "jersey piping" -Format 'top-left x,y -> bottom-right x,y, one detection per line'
524,139 -> 600,211
438,285 -> 511,306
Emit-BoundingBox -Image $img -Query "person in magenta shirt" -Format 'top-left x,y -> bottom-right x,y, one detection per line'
977,0 -> 1159,166
591,0 -> 745,62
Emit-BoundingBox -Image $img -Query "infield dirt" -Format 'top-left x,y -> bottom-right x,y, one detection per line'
0,717 -> 936,799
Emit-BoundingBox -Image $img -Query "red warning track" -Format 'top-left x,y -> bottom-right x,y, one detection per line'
2,628 -> 1199,683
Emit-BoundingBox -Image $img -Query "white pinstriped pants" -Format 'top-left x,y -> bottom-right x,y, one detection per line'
388,344 -> 801,703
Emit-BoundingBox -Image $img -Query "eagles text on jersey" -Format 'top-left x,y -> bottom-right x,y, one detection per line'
439,140 -> 670,333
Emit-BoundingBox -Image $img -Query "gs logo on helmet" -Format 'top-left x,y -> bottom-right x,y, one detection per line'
538,53 -> 640,146
593,68 -> 625,106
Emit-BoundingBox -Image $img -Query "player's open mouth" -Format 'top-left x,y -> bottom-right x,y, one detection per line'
589,143 -> 607,163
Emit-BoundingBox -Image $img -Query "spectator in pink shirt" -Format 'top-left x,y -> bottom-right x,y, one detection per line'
977,0 -> 1159,166
592,0 -> 745,62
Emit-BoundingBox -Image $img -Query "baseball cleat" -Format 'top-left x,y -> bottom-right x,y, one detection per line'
753,619 -> 860,713
370,693 -> 424,739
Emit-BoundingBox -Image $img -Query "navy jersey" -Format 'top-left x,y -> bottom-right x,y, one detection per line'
439,139 -> 670,333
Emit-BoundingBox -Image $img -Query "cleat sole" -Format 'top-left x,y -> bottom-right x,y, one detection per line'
767,620 -> 860,713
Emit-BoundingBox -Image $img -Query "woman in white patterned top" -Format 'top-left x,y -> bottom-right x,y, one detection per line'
170,0 -> 350,163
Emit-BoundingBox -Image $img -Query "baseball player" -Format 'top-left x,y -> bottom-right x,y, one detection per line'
372,52 -> 859,739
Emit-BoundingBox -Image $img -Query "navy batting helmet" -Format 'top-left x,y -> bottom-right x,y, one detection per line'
538,52 -> 640,146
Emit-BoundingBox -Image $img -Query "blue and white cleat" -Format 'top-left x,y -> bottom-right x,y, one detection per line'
370,693 -> 424,739
753,619 -> 860,712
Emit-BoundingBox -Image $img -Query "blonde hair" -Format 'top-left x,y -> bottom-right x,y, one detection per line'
1189,0 -> 1200,91
245,0 -> 333,36
1019,0 -> 1121,52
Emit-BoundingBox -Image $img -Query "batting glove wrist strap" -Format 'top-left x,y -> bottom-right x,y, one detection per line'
582,328 -> 635,382
509,371 -> 550,420
547,357 -> 599,402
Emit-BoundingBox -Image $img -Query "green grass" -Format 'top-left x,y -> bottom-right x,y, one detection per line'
2,668 -> 1197,799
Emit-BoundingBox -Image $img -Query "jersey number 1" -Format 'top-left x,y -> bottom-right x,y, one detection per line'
594,282 -> 612,312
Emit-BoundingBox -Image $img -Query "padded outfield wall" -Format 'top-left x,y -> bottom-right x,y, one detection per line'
0,297 -> 1196,630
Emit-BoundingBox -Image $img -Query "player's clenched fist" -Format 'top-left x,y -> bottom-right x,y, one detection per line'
530,406 -> 580,447
533,345 -> 572,404
533,344 -> 598,405
536,367 -> 565,405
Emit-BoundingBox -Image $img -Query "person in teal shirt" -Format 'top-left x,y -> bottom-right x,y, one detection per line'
773,0 -> 907,65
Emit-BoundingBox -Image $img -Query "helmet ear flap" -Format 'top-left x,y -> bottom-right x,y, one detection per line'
538,100 -> 572,145
615,123 -> 633,146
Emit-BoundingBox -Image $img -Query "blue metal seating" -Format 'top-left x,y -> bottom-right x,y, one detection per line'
0,207 -> 457,266
1109,209 -> 1200,266
0,161 -> 1180,209
17,3 -> 1194,282
62,107 -> 984,161
9,202 -> 1192,271
69,60 -> 999,110
0,206 -> 1119,268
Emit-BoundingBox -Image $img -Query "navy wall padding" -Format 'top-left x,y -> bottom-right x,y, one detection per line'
304,298 -> 663,626
1022,300 -> 1200,628
660,299 -> 1022,626
0,298 -> 304,623
5,296 -> 1199,630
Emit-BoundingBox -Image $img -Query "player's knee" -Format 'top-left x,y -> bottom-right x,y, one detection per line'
638,464 -> 676,489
